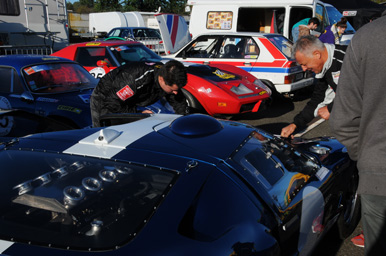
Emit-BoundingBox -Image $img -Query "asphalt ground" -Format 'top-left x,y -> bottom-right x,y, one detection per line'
230,89 -> 364,256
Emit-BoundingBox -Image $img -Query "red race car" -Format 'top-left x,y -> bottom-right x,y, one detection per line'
52,40 -> 271,116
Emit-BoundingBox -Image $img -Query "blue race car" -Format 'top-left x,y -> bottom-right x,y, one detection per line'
0,55 -> 98,128
0,114 -> 360,255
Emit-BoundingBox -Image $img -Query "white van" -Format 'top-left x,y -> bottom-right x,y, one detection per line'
187,0 -> 354,42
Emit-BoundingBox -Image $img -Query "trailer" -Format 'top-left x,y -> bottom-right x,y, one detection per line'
0,0 -> 69,54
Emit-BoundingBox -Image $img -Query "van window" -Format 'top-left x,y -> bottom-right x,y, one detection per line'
0,0 -> 20,16
237,8 -> 285,34
289,7 -> 313,41
207,12 -> 233,30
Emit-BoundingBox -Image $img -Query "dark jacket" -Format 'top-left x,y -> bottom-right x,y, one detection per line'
293,44 -> 346,129
90,62 -> 188,127
319,25 -> 335,44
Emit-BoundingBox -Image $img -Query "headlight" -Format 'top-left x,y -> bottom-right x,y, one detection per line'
230,83 -> 253,95
254,79 -> 272,95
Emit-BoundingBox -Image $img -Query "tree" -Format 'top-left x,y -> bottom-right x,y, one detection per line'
67,0 -> 188,14
94,0 -> 122,12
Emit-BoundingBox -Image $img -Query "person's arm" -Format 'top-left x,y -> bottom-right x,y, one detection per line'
293,79 -> 329,129
330,42 -> 361,161
281,80 -> 328,137
165,91 -> 189,115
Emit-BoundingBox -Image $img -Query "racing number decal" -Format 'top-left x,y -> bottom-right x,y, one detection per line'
89,67 -> 107,79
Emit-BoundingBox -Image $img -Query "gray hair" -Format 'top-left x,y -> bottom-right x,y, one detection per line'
292,35 -> 325,58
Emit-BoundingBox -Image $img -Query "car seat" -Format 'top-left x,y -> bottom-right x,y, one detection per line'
222,44 -> 239,58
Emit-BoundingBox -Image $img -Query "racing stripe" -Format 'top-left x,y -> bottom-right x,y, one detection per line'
259,38 -> 286,60
63,115 -> 178,159
0,240 -> 14,253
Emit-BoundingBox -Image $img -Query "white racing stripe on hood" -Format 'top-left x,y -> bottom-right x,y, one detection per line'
0,240 -> 14,253
63,114 -> 180,159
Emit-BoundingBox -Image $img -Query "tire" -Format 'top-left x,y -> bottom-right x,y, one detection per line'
336,166 -> 361,239
181,89 -> 206,114
260,79 -> 283,104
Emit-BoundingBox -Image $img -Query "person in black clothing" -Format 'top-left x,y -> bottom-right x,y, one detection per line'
281,35 -> 346,138
90,60 -> 188,127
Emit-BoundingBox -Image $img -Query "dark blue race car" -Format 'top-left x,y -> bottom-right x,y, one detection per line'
0,55 -> 98,128
0,114 -> 360,255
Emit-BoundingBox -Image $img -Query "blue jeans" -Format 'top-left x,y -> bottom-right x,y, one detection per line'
292,26 -> 299,42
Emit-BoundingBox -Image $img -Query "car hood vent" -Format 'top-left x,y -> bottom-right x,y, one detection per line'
169,114 -> 223,137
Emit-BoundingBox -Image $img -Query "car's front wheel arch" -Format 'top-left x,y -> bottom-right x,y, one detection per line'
181,88 -> 206,114
336,165 -> 361,239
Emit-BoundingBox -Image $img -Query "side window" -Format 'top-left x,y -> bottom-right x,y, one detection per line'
179,36 -> 220,58
217,37 -> 255,59
0,67 -> 23,93
206,11 -> 233,30
241,38 -> 260,59
0,0 -> 20,16
315,4 -> 328,33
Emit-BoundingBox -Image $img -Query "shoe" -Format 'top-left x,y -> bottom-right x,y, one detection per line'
351,233 -> 364,248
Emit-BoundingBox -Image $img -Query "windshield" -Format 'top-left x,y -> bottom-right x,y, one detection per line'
107,28 -> 161,40
326,6 -> 356,33
133,28 -> 161,39
230,131 -> 321,209
110,44 -> 162,65
265,35 -> 293,59
0,150 -> 177,251
23,63 -> 97,93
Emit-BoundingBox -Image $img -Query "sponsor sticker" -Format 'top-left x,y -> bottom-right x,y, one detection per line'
113,45 -> 129,51
36,97 -> 59,103
212,69 -> 235,79
332,71 -> 340,84
23,65 -> 49,75
316,166 -> 330,181
343,11 -> 357,17
57,105 -> 82,114
116,85 -> 134,101
86,42 -> 102,46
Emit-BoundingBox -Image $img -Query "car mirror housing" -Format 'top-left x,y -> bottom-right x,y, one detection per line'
20,91 -> 34,103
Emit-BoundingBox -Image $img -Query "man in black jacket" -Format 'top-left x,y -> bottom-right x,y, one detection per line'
281,35 -> 346,138
90,60 -> 188,127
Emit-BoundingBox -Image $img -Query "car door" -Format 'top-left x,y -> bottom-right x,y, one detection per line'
213,35 -> 259,73
174,35 -> 221,65
0,67 -> 32,112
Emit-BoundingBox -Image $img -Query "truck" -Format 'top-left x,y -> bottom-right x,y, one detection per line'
187,0 -> 354,43
0,0 -> 69,54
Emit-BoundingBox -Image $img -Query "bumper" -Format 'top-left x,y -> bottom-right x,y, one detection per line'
275,77 -> 315,93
